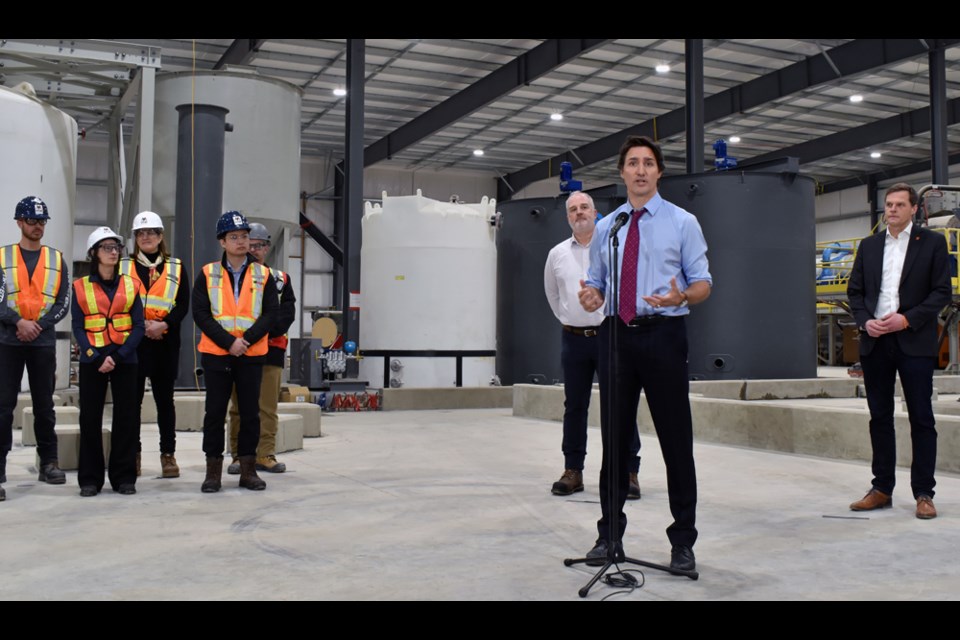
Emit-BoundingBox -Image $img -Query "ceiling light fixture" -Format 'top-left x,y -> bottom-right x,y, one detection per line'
728,136 -> 741,144
655,63 -> 670,74
870,151 -> 882,159
550,112 -> 563,121
849,94 -> 863,103
333,87 -> 347,97
473,149 -> 484,157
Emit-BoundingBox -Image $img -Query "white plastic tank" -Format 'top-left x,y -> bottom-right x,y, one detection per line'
359,190 -> 497,388
0,83 -> 77,391
150,69 -> 302,253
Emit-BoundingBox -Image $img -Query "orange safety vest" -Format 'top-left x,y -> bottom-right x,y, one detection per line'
72,275 -> 140,348
0,244 -> 63,321
197,261 -> 269,357
267,267 -> 289,351
119,257 -> 182,321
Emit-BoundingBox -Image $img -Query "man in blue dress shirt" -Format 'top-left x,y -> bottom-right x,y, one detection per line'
578,135 -> 712,572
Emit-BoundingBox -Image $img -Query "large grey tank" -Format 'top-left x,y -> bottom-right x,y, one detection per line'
495,186 -> 625,386
659,165 -> 817,379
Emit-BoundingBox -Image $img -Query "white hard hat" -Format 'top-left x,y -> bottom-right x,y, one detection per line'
132,210 -> 163,233
86,226 -> 124,253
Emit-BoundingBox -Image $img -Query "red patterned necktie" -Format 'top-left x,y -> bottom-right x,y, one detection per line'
618,208 -> 645,325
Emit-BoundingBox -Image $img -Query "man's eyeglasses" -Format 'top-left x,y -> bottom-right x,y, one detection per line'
135,229 -> 161,238
249,242 -> 269,251
23,219 -> 47,226
98,244 -> 124,254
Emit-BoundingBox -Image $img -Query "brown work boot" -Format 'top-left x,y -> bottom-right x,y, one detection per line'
551,469 -> 584,496
255,455 -> 287,473
201,457 -> 223,493
160,453 -> 180,478
238,455 -> 266,491
916,495 -> 937,519
136,452 -> 142,477
849,488 -> 892,511
627,472 -> 642,500
227,457 -> 241,475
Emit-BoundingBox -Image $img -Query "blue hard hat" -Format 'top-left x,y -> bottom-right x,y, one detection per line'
15,196 -> 50,220
216,210 -> 251,238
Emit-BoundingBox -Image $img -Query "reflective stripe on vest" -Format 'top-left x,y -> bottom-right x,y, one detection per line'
267,267 -> 289,351
197,261 -> 269,356
119,257 -> 182,321
72,275 -> 138,348
0,245 -> 63,321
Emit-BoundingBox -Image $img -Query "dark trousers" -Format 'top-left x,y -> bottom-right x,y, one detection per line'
561,329 -> 640,472
860,334 -> 937,498
202,362 -> 262,458
78,362 -> 139,491
136,371 -> 177,454
0,344 -> 58,466
597,316 -> 698,549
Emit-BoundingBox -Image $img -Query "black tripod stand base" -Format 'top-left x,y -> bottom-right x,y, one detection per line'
564,553 -> 699,597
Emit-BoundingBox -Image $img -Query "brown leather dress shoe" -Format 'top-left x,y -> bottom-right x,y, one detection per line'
916,495 -> 937,519
850,488 -> 892,511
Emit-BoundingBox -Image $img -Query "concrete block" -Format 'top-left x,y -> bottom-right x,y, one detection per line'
383,386 -> 512,410
57,388 -> 80,407
741,378 -> 861,400
931,399 -> 960,416
688,380 -> 746,400
278,402 -> 322,437
35,424 -> 110,471
21,406 -> 80,446
275,414 -> 304,453
174,396 -> 206,432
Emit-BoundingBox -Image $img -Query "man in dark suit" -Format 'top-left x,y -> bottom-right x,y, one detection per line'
847,182 -> 951,519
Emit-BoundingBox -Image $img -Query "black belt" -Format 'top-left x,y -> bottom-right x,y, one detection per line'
563,325 -> 601,337
626,314 -> 677,327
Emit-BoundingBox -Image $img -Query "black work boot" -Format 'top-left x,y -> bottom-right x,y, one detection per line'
238,455 -> 266,491
38,461 -> 66,484
201,456 -> 223,493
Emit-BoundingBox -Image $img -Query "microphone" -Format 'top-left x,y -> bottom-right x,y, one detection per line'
608,211 -> 630,239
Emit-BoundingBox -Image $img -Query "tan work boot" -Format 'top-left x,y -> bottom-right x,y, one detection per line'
227,457 -> 241,475
255,455 -> 287,473
238,455 -> 266,491
160,453 -> 180,478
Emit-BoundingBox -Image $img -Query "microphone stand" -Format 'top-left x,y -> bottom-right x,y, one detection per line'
564,216 -> 698,597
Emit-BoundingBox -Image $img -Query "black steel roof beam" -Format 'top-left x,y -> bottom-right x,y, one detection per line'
498,38 -> 960,201
213,39 -> 266,70
363,39 -> 611,168
821,151 -> 960,194
743,96 -> 960,169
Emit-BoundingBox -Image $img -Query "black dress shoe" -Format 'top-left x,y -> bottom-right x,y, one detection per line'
115,484 -> 137,495
79,486 -> 99,497
670,545 -> 696,572
585,539 -> 624,566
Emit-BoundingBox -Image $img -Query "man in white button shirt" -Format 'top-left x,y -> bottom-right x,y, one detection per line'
543,191 -> 641,499
847,183 -> 951,519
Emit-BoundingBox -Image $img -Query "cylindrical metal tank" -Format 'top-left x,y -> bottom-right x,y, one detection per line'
495,186 -> 625,386
659,169 -> 817,379
358,190 -> 497,388
0,84 -> 77,391
151,69 -> 302,256
151,71 -> 302,388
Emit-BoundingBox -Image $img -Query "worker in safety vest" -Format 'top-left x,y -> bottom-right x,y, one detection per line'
227,222 -> 297,475
119,211 -> 190,479
0,196 -> 70,499
192,211 -> 278,493
71,226 -> 145,497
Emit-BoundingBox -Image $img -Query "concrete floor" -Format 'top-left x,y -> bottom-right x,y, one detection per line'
1,403 -> 958,601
